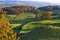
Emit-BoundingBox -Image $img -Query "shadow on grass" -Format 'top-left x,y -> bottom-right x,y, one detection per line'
45,23 -> 60,27
51,23 -> 60,27
12,18 -> 60,40
20,26 -> 60,40
10,18 -> 42,24
52,17 -> 60,20
12,18 -> 42,32
12,18 -> 40,38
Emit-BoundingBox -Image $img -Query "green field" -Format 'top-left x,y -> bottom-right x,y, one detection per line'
7,13 -> 60,40
7,13 -> 35,20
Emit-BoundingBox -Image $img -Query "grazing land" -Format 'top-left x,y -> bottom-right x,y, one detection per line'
6,13 -> 60,40
1,5 -> 60,40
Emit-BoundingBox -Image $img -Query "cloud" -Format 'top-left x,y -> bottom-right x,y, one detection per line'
0,2 -> 4,4
0,0 -> 60,3
16,0 -> 60,3
0,0 -> 6,1
5,0 -> 16,1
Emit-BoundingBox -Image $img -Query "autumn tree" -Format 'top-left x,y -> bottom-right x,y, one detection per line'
45,12 -> 52,20
0,10 -> 20,40
44,6 -> 52,20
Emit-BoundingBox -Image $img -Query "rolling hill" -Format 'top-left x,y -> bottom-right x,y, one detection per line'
38,6 -> 60,11
0,1 -> 56,8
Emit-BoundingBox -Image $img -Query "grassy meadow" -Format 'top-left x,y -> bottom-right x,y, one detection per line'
6,13 -> 60,40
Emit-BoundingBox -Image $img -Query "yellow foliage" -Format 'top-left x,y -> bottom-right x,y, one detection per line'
45,12 -> 52,20
0,10 -> 20,40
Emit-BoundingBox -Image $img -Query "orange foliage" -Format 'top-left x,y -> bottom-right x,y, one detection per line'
45,12 -> 52,20
0,10 -> 20,40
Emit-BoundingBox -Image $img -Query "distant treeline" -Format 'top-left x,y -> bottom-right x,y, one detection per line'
0,5 -> 60,14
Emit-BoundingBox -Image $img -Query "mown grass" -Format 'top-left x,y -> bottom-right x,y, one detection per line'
21,26 -> 60,40
20,20 -> 60,34
11,24 -> 21,28
20,20 -> 60,40
6,13 -> 35,20
6,14 -> 60,40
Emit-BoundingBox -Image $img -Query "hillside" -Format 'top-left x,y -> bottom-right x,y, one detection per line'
2,5 -> 38,14
0,1 -> 55,8
2,5 -> 60,15
0,5 -> 60,15
0,1 -> 60,40
0,5 -> 60,40
38,5 -> 60,11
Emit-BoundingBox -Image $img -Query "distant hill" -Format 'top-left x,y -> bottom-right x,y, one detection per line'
3,5 -> 38,14
38,6 -> 60,11
14,1 -> 55,7
2,5 -> 60,14
0,1 -> 55,8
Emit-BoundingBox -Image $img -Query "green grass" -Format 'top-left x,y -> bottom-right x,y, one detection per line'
20,20 -> 60,34
6,14 -> 16,20
21,25 -> 60,40
15,13 -> 35,20
20,20 -> 60,40
11,24 -> 21,28
6,13 -> 35,20
6,14 -> 60,40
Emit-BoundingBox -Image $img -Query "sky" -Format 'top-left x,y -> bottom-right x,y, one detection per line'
0,0 -> 60,3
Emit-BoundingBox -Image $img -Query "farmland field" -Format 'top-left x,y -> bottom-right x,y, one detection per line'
6,13 -> 60,40
1,1 -> 60,40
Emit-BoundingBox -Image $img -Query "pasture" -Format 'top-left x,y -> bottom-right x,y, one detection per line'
6,13 -> 60,40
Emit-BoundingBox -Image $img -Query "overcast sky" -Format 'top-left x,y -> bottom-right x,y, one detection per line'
0,0 -> 60,3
